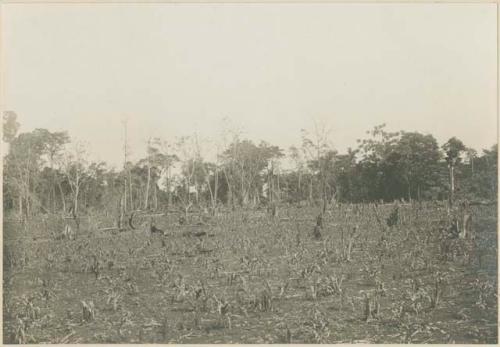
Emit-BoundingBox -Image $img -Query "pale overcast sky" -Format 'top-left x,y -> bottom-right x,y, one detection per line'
1,3 -> 497,168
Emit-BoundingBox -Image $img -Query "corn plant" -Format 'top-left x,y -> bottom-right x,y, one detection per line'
330,273 -> 345,295
106,290 -> 121,312
13,317 -> 36,344
82,300 -> 95,322
213,294 -> 231,329
19,295 -> 41,322
40,278 -> 56,301
277,280 -> 290,299
362,290 -> 381,321
430,272 -> 445,309
117,311 -> 133,339
471,278 -> 497,310
340,225 -> 360,262
252,281 -> 274,312
188,280 -> 210,312
301,307 -> 331,343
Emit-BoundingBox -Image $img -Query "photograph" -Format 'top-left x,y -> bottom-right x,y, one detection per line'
1,2 -> 498,344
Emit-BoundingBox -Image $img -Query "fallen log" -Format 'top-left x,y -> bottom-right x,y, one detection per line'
180,230 -> 215,238
98,227 -> 127,232
136,213 -> 166,218
469,201 -> 496,206
128,211 -> 136,230
98,227 -> 119,231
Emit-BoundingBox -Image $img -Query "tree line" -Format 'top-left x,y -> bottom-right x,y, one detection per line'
3,111 -> 497,219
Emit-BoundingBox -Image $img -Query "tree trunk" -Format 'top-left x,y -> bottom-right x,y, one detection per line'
309,179 -> 313,203
223,170 -> 234,209
144,164 -> 151,210
25,186 -> 30,218
240,172 -> 245,206
214,168 -> 218,207
84,189 -> 88,209
26,194 -> 30,218
185,178 -> 190,204
242,190 -> 248,206
128,170 -> 133,210
449,164 -> 455,206
123,180 -> 128,212
322,174 -> 327,213
18,194 -> 23,216
277,169 -> 281,201
267,172 -> 273,202
205,175 -> 215,212
324,184 -> 327,209
195,180 -> 199,205
153,183 -> 158,211
117,194 -> 124,229
167,168 -> 172,208
298,171 -> 302,197
74,184 -> 79,215
52,169 -> 57,213
407,181 -> 411,203
26,171 -> 31,217
57,181 -> 66,212
49,155 -> 57,213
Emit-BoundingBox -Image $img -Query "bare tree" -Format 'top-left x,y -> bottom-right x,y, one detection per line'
301,120 -> 335,213
289,145 -> 307,202
193,134 -> 220,214
121,117 -> 134,211
154,138 -> 178,210
61,142 -> 90,216
143,138 -> 153,210
175,134 -> 203,220
442,137 -> 466,206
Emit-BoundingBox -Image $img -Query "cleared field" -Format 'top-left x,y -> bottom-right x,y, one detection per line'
3,203 -> 497,344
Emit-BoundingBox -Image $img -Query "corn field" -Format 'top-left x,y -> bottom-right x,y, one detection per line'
3,202 -> 497,344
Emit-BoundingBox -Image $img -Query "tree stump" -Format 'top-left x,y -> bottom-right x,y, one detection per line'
313,225 -> 322,240
82,301 -> 95,322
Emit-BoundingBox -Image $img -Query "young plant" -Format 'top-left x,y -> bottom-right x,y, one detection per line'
340,225 -> 360,262
82,300 -> 95,322
302,307 -> 331,343
430,272 -> 445,309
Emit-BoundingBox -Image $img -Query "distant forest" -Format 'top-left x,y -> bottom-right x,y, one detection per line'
3,111 -> 497,218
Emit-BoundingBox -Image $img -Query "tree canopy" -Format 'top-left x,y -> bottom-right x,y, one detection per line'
3,115 -> 497,218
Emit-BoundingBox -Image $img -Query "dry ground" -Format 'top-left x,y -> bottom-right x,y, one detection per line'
3,203 -> 498,343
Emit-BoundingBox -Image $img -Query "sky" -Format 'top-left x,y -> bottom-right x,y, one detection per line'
1,3 -> 497,168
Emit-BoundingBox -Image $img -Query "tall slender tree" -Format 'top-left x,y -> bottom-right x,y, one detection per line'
442,137 -> 466,206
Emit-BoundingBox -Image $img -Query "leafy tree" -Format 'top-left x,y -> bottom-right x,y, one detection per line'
459,144 -> 497,201
332,148 -> 359,202
357,124 -> 401,163
31,128 -> 70,211
356,124 -> 401,202
3,111 -> 20,144
465,147 -> 478,175
2,113 -> 496,218
83,161 -> 108,211
139,138 -> 178,210
219,138 -> 284,207
390,132 -> 442,201
4,130 -> 49,216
